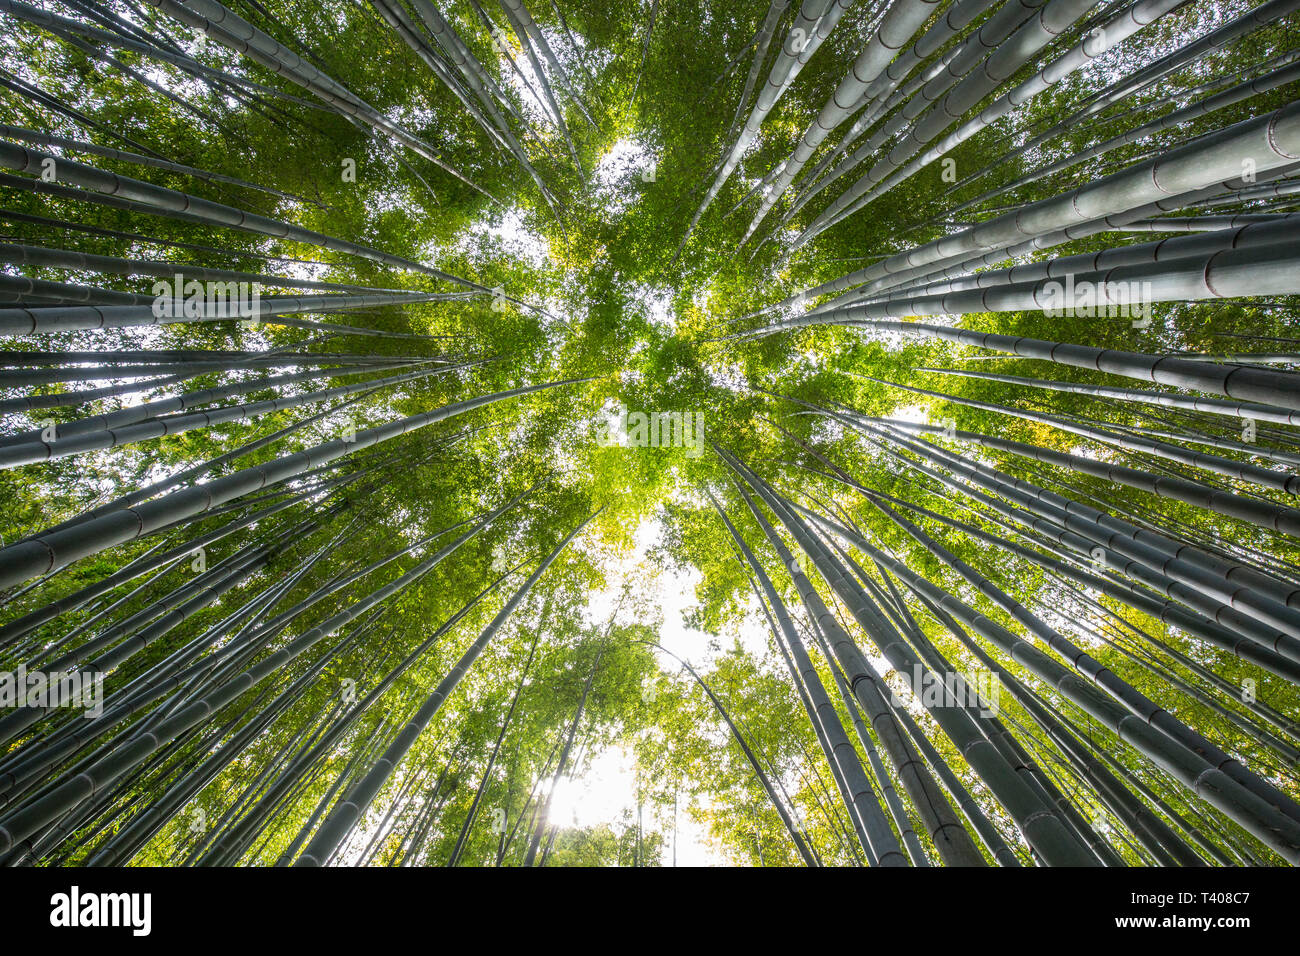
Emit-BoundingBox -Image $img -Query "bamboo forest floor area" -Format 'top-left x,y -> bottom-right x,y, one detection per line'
0,0 -> 1299,896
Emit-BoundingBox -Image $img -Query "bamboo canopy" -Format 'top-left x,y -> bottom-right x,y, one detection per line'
0,0 -> 1298,869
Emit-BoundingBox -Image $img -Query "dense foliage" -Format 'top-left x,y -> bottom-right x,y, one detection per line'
0,0 -> 1297,866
